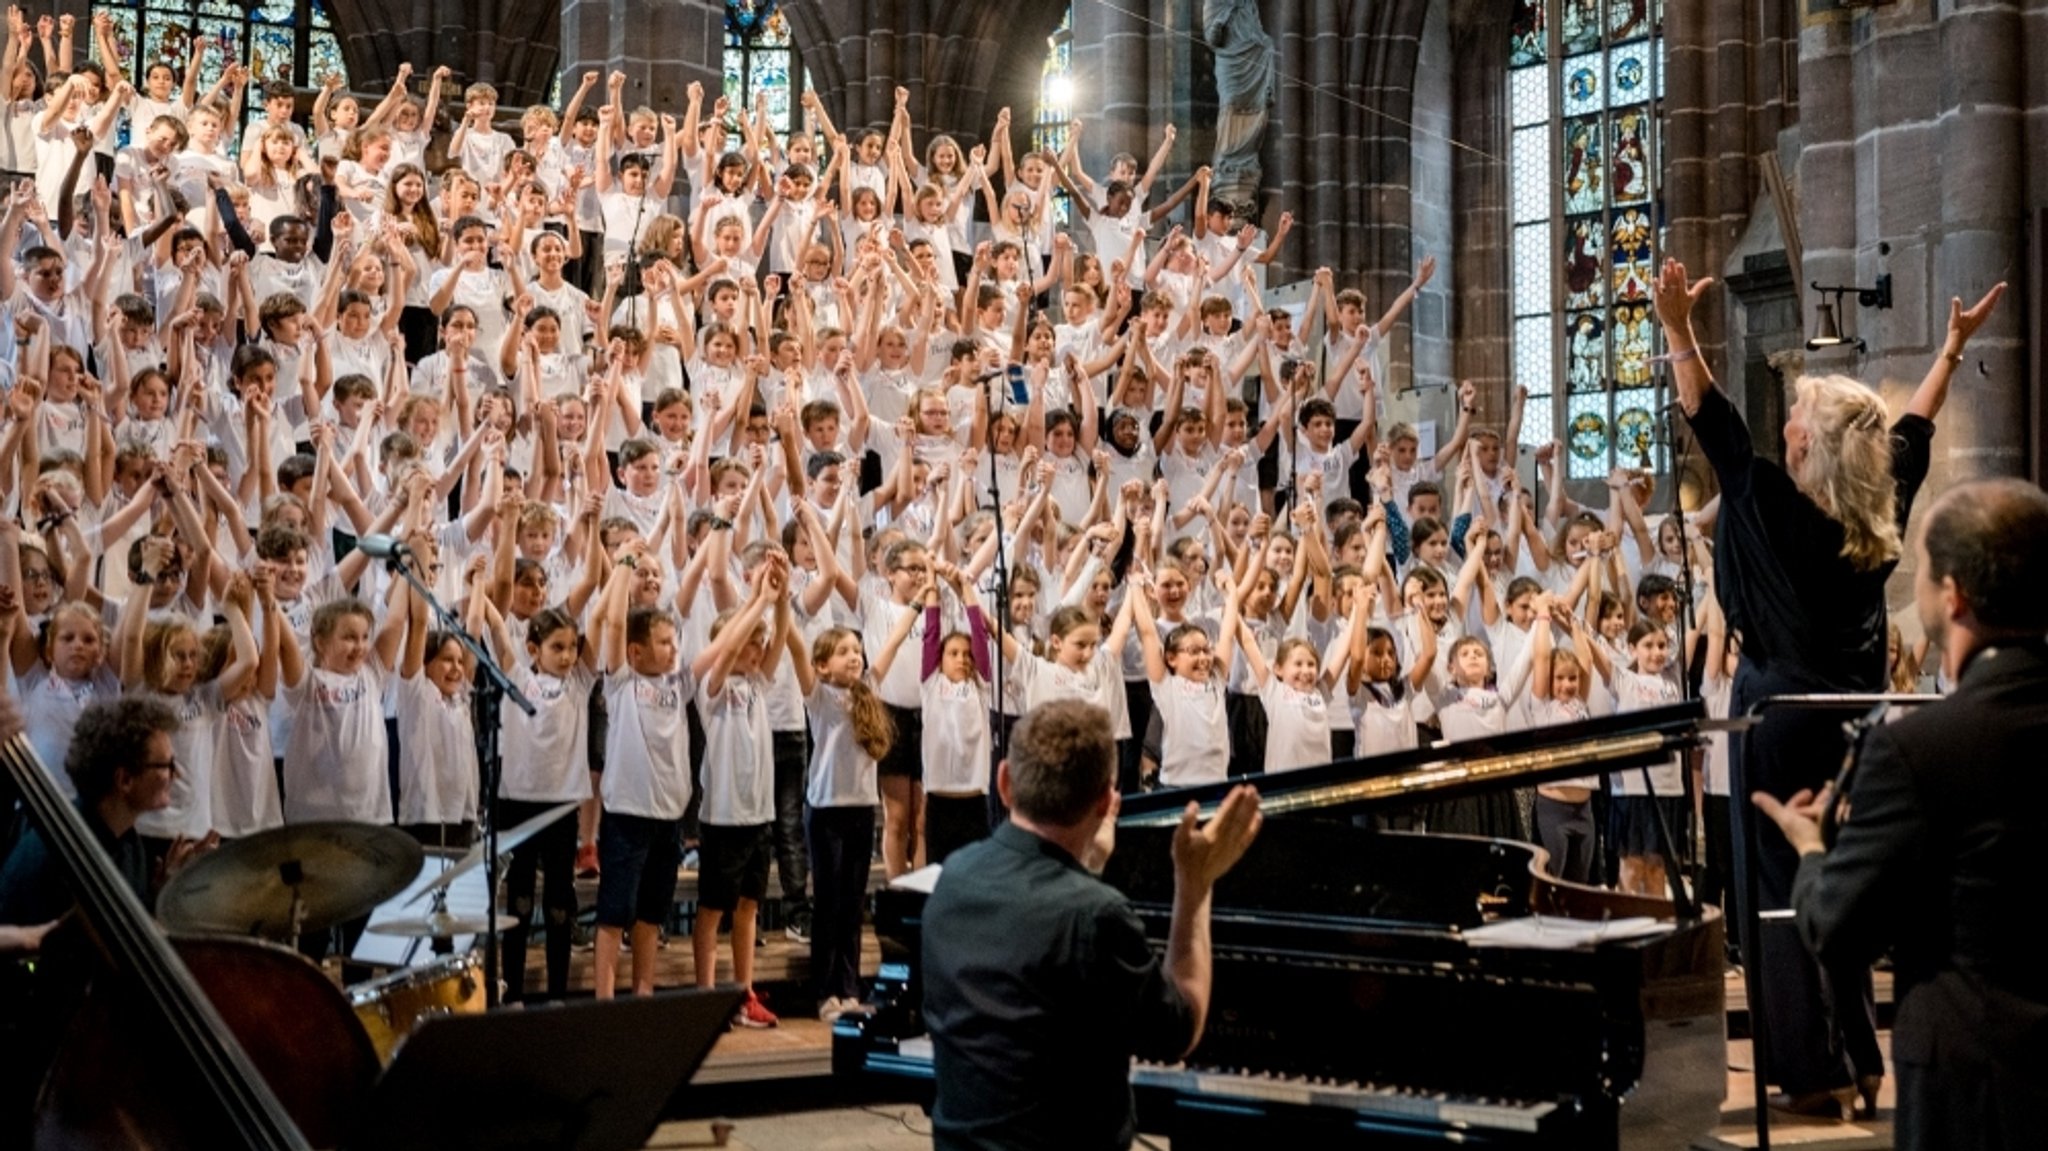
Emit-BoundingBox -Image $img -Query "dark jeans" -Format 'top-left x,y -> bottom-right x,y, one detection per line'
805,804 -> 874,1005
498,796 -> 579,1002
772,730 -> 810,908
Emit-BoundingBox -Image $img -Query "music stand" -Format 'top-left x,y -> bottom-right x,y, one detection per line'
346,988 -> 742,1151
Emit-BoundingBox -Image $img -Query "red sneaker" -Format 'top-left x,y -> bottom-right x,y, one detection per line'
732,989 -> 779,1030
575,842 -> 600,878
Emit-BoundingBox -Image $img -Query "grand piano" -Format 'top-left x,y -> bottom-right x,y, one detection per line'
835,702 -> 1727,1149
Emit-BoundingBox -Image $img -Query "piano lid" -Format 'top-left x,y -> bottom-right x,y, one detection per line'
1118,700 -> 1704,828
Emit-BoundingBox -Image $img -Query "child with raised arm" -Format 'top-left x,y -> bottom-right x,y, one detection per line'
874,560 -> 991,865
786,617 -> 895,1021
1135,567 -> 1237,787
1526,592 -> 1603,882
590,536 -> 693,1000
690,552 -> 791,1028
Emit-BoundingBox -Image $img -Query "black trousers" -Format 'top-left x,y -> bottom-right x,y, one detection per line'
1225,690 -> 1267,777
1732,665 -> 1878,1093
805,804 -> 873,1005
1119,678 -> 1151,792
1534,794 -> 1596,883
498,796 -> 580,1002
771,730 -> 810,907
925,793 -> 990,866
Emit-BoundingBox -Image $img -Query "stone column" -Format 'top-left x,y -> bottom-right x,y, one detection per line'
559,0 -> 724,122
1447,0 -> 1511,411
1927,1 -> 2027,484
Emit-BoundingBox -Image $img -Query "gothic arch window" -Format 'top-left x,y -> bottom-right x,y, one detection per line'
1508,0 -> 1665,478
1033,6 -> 1074,224
90,0 -> 348,154
723,0 -> 806,143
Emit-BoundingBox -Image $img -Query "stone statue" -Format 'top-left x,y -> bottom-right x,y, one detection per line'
1204,0 -> 1274,208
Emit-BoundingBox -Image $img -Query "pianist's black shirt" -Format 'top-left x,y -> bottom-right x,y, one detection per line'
923,821 -> 1195,1151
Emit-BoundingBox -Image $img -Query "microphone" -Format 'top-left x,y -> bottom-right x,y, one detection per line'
354,533 -> 411,561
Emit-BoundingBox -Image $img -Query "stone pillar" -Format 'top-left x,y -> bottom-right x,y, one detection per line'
341,0 -> 562,106
558,0 -> 723,123
1447,0 -> 1510,411
1929,1 -> 2027,484
1072,0 -> 1152,177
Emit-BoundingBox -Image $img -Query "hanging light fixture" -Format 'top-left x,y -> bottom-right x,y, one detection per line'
1805,273 -> 1891,353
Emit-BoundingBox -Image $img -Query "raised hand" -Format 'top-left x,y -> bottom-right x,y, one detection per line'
1171,785 -> 1263,890
1944,281 -> 2007,354
1651,258 -> 1713,332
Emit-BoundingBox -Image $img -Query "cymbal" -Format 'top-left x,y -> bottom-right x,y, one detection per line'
366,912 -> 519,939
158,822 -> 425,939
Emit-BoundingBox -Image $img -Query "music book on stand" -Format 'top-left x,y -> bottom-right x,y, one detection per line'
345,988 -> 743,1151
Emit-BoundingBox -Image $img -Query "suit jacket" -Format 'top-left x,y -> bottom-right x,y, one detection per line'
1793,639 -> 2048,1151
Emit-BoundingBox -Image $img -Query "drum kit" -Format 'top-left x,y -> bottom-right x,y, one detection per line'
157,805 -> 577,1062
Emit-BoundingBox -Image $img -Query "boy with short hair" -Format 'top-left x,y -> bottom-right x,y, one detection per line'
238,79 -> 307,159
450,81 -> 516,188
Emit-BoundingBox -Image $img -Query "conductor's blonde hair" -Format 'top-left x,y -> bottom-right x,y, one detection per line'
1791,374 -> 1900,572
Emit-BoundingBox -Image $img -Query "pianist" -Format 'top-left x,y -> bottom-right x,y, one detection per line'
920,700 -> 1263,1151
1754,478 -> 2048,1150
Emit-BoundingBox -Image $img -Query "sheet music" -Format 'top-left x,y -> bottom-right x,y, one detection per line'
351,853 -> 494,968
889,863 -> 944,894
1460,916 -> 1674,950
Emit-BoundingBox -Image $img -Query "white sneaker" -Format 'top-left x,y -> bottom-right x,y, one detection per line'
819,996 -> 852,1023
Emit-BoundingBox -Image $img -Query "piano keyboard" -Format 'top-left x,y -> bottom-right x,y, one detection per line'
1131,1062 -> 1560,1135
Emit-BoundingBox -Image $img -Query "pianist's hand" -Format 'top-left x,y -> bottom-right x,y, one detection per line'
1172,785 -> 1264,892
1751,785 -> 1830,857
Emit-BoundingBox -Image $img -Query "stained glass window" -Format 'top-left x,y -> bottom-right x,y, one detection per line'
1034,7 -> 1074,225
724,0 -> 808,147
1507,0 -> 1665,477
91,0 -> 348,156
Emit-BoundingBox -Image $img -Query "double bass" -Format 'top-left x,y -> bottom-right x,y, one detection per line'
3,733 -> 377,1149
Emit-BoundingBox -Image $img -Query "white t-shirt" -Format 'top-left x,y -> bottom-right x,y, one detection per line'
134,686 -> 221,841
1152,673 -> 1229,786
395,675 -> 481,825
213,693 -> 283,837
1011,647 -> 1131,740
920,673 -> 992,796
696,673 -> 775,826
500,665 -> 595,802
1259,677 -> 1331,773
804,682 -> 880,808
16,665 -> 123,799
1608,667 -> 1684,795
602,666 -> 698,820
282,659 -> 392,824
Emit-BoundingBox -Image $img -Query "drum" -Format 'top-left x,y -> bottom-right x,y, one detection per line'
347,951 -> 486,1061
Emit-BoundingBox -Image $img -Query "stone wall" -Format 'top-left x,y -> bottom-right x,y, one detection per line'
1796,0 -> 2032,499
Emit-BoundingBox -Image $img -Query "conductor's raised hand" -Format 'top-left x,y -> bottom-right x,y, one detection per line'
1944,282 -> 2006,355
1171,785 -> 1263,891
1651,258 -> 1713,332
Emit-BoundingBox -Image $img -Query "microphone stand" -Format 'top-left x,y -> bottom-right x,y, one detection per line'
1630,383 -> 1700,919
981,374 -> 1012,790
382,549 -> 537,1009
